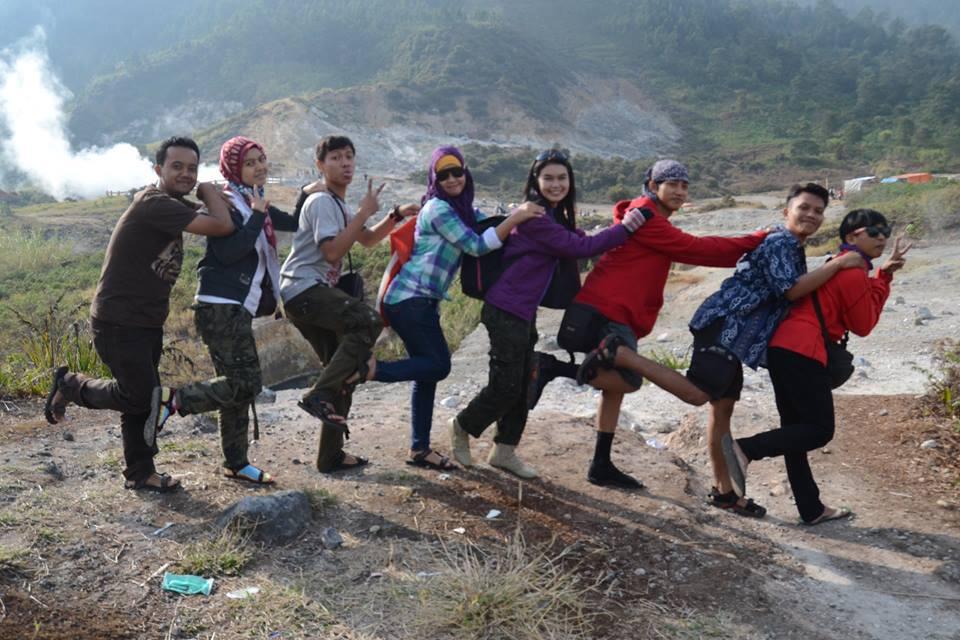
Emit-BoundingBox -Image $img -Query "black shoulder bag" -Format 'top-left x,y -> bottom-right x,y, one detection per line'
810,290 -> 854,389
331,195 -> 365,300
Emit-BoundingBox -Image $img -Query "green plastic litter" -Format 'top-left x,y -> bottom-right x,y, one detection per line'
161,571 -> 214,596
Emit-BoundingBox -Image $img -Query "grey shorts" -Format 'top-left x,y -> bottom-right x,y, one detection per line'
594,318 -> 643,390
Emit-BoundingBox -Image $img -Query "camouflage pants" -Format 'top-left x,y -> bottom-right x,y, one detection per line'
177,303 -> 262,471
283,284 -> 382,471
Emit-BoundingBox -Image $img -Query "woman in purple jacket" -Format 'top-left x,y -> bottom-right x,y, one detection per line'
448,150 -> 647,478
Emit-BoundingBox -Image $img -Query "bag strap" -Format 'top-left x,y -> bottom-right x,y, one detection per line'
811,290 -> 850,349
331,194 -> 355,275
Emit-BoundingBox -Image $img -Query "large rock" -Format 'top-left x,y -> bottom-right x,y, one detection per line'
215,490 -> 312,543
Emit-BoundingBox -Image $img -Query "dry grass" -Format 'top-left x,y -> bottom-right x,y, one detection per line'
177,526 -> 254,578
414,532 -> 602,640
0,545 -> 33,580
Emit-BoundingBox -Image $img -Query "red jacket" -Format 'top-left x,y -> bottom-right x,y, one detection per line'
768,253 -> 892,366
574,196 -> 767,339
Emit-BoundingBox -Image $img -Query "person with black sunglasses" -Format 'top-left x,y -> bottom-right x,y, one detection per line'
449,149 -> 649,478
369,146 -> 544,471
722,208 -> 910,525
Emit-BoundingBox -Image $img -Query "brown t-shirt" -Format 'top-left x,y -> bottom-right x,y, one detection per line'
90,186 -> 198,328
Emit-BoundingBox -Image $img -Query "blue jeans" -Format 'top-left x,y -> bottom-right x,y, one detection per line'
375,297 -> 451,451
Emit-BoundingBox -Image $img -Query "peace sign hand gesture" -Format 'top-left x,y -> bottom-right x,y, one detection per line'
358,178 -> 386,220
880,234 -> 912,274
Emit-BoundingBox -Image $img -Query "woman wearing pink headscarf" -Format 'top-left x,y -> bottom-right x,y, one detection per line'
143,136 -> 306,484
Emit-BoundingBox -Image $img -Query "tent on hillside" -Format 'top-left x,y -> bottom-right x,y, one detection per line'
895,172 -> 933,184
843,176 -> 876,193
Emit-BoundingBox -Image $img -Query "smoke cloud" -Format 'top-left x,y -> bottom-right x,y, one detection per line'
0,28 -> 157,200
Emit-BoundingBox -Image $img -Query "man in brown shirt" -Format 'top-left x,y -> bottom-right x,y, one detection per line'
44,136 -> 234,492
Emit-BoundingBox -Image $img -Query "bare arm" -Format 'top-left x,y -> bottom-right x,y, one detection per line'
357,203 -> 420,247
784,251 -> 864,301
184,182 -> 235,236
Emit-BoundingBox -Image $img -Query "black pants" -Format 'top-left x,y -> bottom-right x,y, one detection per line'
737,347 -> 835,523
456,303 -> 538,446
69,319 -> 163,482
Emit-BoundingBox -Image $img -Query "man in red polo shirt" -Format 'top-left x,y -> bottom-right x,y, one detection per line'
572,160 -> 767,488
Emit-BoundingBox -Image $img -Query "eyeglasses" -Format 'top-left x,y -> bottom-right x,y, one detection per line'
436,167 -> 465,182
862,224 -> 892,238
536,149 -> 568,162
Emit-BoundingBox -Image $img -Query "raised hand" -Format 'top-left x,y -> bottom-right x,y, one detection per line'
881,234 -> 912,274
303,178 -> 327,195
836,250 -> 865,269
358,178 -> 385,218
510,201 -> 545,223
622,207 -> 652,233
249,189 -> 269,213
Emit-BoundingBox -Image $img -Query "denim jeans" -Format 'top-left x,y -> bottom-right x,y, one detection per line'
375,297 -> 451,451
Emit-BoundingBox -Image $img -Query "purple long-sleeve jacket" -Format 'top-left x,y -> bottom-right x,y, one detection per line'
484,210 -> 630,322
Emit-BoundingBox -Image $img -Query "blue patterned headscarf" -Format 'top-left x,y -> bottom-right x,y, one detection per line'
642,159 -> 690,200
422,145 -> 477,230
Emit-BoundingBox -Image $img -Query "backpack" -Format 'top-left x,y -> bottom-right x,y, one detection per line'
460,216 -> 508,299
376,215 -> 419,326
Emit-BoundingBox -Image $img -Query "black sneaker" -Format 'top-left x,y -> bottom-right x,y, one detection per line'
527,353 -> 580,410
588,460 -> 644,489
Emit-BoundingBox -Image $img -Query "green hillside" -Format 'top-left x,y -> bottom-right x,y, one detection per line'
2,0 -> 959,174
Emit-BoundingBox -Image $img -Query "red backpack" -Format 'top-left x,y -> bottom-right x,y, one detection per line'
376,215 -> 418,326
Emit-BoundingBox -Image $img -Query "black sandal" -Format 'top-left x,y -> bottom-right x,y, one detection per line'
708,487 -> 766,518
298,398 -> 351,439
322,450 -> 369,474
124,472 -> 180,493
406,448 -> 456,471
44,366 -> 69,425
576,334 -> 626,385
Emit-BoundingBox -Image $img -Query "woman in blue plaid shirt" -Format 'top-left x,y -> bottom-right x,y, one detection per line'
369,146 -> 543,470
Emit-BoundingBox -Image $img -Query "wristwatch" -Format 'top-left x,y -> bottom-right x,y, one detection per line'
389,205 -> 404,223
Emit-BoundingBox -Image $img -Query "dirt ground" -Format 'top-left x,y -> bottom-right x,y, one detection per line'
0,196 -> 958,639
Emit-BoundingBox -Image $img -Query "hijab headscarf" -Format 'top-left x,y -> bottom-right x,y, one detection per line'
422,145 -> 477,230
219,136 -> 276,249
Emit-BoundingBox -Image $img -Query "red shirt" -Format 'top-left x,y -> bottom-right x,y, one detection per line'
768,252 -> 893,366
574,196 -> 766,339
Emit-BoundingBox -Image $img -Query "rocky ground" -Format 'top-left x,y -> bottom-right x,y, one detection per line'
0,196 -> 957,639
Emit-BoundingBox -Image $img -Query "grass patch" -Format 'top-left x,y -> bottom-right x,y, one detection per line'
645,348 -> 691,371
98,448 -> 123,471
0,545 -> 32,580
33,526 -> 64,546
178,527 -> 254,577
846,181 -> 960,238
304,486 -> 338,511
181,581 -> 336,638
415,533 -> 601,640
0,511 -> 20,527
923,339 -> 960,428
160,438 -> 211,456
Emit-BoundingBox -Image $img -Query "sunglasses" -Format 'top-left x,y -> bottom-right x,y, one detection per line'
536,149 -> 568,162
862,224 -> 892,238
436,167 -> 465,181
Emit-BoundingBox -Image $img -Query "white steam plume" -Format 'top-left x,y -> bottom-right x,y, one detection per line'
0,28 -> 156,200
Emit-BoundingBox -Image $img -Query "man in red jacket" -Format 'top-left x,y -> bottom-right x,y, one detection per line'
571,160 -> 767,488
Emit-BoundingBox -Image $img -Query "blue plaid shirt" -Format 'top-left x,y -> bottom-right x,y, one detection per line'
384,198 -> 497,304
689,226 -> 806,369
